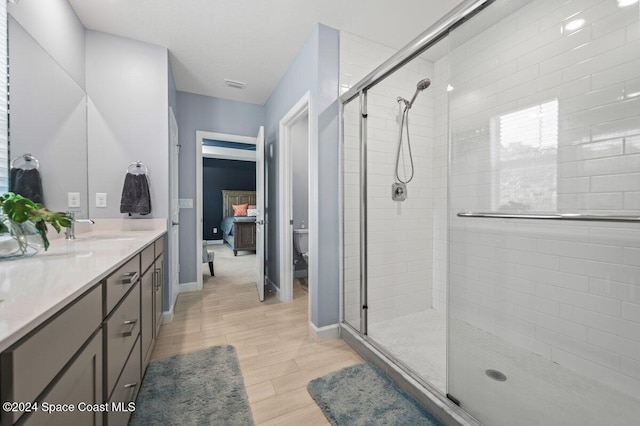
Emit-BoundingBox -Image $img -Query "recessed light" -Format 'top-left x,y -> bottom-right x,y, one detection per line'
564,19 -> 585,32
224,79 -> 246,90
446,84 -> 454,92
618,0 -> 638,7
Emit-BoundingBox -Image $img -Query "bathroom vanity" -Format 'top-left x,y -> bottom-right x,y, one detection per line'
0,220 -> 166,426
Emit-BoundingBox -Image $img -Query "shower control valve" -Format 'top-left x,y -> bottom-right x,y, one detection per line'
392,182 -> 407,201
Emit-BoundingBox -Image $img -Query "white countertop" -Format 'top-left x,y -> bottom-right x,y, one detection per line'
0,219 -> 167,352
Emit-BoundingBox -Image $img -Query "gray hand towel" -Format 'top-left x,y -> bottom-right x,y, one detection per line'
10,168 -> 44,205
120,173 -> 151,215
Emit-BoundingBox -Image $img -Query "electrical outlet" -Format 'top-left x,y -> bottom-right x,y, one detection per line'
96,193 -> 107,208
178,198 -> 193,208
67,192 -> 81,208
213,227 -> 218,234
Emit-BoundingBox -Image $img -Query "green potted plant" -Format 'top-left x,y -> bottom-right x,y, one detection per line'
0,192 -> 72,259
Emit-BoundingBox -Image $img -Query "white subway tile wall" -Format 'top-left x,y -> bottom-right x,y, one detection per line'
446,0 -> 640,402
340,32 -> 436,327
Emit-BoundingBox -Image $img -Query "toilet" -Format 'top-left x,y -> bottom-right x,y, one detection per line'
293,228 -> 309,264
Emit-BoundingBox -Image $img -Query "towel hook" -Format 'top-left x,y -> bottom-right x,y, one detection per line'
126,160 -> 149,175
10,153 -> 40,170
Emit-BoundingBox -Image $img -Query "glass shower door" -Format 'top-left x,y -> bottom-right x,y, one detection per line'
447,0 -> 640,425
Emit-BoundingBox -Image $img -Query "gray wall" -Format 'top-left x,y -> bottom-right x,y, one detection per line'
86,30 -> 169,221
315,25 -> 340,328
176,91 -> 265,284
8,0 -> 85,89
264,24 -> 340,327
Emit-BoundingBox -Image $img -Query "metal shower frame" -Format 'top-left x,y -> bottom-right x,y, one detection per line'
339,0 -> 493,339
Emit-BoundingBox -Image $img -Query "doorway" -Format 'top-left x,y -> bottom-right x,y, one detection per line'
278,93 -> 311,303
195,129 -> 265,301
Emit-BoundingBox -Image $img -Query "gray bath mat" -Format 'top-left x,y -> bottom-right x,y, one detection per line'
130,345 -> 254,425
308,363 -> 442,426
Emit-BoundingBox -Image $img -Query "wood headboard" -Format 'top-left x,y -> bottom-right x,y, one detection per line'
222,190 -> 256,217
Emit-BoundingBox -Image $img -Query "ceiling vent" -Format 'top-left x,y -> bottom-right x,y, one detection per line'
224,79 -> 246,90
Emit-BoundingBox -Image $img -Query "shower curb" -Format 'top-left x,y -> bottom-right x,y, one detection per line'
340,325 -> 482,426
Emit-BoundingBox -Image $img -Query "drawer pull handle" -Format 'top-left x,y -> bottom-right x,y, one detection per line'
121,272 -> 139,285
122,319 -> 137,337
154,269 -> 161,290
125,382 -> 138,403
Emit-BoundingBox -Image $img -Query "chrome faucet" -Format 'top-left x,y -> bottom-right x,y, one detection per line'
65,211 -> 95,240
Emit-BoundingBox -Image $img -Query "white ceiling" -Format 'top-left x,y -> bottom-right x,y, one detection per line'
68,0 -> 461,105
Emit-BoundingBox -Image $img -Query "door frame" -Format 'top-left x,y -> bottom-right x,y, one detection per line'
195,130 -> 258,292
167,106 -> 180,318
278,92 -> 313,303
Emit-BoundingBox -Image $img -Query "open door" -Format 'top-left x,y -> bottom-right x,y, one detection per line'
255,126 -> 265,301
169,107 -> 180,308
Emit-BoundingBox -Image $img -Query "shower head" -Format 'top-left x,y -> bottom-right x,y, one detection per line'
407,77 -> 431,108
416,78 -> 432,91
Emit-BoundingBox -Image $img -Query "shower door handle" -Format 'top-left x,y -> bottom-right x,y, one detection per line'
457,212 -> 640,223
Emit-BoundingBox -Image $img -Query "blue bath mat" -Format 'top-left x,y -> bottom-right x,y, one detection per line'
308,363 -> 442,426
130,345 -> 254,425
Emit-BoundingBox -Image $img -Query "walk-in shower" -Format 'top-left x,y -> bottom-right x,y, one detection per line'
341,0 -> 640,425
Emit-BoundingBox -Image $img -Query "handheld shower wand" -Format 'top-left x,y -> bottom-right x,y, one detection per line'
397,78 -> 431,110
393,77 -> 431,201
407,78 -> 431,109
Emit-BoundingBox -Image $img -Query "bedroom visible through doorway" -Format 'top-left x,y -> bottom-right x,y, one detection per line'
195,130 -> 265,301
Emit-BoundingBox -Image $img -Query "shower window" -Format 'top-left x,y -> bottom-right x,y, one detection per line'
491,99 -> 558,211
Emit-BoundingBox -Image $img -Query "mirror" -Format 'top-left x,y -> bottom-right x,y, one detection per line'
6,1 -> 88,215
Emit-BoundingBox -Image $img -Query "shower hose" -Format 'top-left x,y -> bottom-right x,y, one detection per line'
395,102 -> 414,184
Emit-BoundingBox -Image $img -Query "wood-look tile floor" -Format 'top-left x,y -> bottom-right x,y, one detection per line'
150,251 -> 363,425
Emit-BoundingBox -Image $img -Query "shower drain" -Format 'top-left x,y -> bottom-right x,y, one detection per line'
485,369 -> 507,381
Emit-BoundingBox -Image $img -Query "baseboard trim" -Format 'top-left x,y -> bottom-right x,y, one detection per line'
205,239 -> 224,245
309,322 -> 340,339
162,308 -> 174,323
265,276 -> 280,299
179,281 -> 200,293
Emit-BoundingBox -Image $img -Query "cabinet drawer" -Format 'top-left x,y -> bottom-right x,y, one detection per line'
141,244 -> 154,275
1,284 -> 101,421
107,337 -> 141,426
154,237 -> 164,258
22,332 -> 103,426
105,282 -> 140,399
105,255 -> 140,315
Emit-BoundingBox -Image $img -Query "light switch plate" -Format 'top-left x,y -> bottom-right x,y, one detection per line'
96,193 -> 107,208
178,198 -> 193,209
67,192 -> 81,208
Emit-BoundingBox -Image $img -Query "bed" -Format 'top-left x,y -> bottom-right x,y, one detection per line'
221,190 -> 257,256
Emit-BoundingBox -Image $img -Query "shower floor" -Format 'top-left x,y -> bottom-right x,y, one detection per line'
368,309 -> 447,394
366,310 -> 639,426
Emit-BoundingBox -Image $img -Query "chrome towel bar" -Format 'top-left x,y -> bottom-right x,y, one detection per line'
456,212 -> 640,223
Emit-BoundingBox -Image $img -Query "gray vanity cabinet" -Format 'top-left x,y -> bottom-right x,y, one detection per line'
0,285 -> 103,426
0,234 -> 166,426
22,332 -> 103,426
